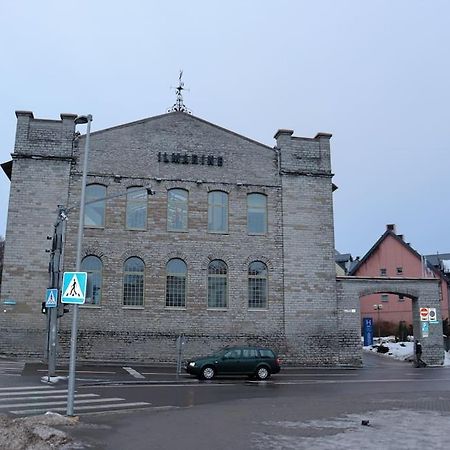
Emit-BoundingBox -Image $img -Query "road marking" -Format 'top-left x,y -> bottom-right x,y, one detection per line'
11,402 -> 151,415
123,367 -> 146,379
0,397 -> 124,409
37,369 -> 116,374
0,385 -> 54,392
0,394 -> 97,402
0,389 -> 67,397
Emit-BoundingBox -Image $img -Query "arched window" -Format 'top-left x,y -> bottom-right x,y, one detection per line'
247,193 -> 267,234
81,255 -> 102,305
208,191 -> 228,233
123,257 -> 145,306
126,187 -> 147,230
166,258 -> 187,307
85,184 -> 106,227
167,189 -> 188,231
208,260 -> 228,308
248,261 -> 268,309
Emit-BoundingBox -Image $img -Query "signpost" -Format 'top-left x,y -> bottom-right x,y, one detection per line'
62,272 -> 87,305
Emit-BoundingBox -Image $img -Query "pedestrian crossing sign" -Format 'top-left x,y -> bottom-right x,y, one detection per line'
62,272 -> 87,304
45,289 -> 58,308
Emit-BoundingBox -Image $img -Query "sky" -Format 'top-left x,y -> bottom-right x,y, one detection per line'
0,0 -> 448,258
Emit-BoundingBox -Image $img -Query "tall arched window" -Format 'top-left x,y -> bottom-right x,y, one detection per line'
126,187 -> 147,230
248,261 -> 268,309
247,193 -> 267,234
166,258 -> 187,307
81,255 -> 102,305
167,189 -> 188,231
85,184 -> 106,227
208,191 -> 228,233
123,257 -> 145,307
208,260 -> 228,308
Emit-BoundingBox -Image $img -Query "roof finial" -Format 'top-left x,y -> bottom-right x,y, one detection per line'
167,70 -> 191,114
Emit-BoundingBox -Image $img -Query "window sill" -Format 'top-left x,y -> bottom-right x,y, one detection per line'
122,306 -> 145,310
207,307 -> 228,311
126,228 -> 147,232
84,226 -> 105,230
248,308 -> 268,311
207,231 -> 229,235
164,306 -> 187,310
247,233 -> 267,236
167,229 -> 189,233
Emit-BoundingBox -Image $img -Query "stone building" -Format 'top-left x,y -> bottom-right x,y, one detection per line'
0,108 -> 444,366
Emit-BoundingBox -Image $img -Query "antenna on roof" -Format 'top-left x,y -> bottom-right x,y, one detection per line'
167,70 -> 192,114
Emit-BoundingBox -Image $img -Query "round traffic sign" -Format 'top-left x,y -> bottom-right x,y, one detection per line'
420,307 -> 429,319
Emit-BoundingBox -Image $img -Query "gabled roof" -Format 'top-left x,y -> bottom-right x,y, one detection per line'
87,111 -> 275,152
348,229 -> 442,279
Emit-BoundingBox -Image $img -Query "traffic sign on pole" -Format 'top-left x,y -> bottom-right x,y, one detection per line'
62,272 -> 87,304
45,289 -> 58,308
419,307 -> 429,322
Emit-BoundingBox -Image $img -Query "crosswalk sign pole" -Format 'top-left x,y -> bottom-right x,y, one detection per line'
67,114 -> 92,417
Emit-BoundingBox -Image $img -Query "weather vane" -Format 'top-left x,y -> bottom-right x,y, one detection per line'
167,70 -> 192,114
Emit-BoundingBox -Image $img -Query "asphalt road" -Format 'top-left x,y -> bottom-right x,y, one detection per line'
2,353 -> 450,449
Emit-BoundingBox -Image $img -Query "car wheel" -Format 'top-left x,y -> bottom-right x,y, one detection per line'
201,366 -> 215,380
255,366 -> 270,380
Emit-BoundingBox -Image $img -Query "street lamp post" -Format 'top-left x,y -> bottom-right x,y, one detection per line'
373,304 -> 383,343
67,114 -> 92,416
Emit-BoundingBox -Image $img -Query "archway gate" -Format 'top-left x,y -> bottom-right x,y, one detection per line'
336,276 -> 444,366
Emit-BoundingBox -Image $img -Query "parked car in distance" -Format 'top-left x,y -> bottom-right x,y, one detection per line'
185,346 -> 281,380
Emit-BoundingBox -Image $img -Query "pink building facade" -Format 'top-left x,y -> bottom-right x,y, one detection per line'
350,225 -> 449,336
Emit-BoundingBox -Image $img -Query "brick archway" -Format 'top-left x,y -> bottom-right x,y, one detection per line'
336,277 -> 444,367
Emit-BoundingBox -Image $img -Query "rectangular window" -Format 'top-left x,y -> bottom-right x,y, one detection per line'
85,185 -> 106,228
248,278 -> 267,308
126,187 -> 147,230
380,268 -> 387,276
166,275 -> 186,307
247,193 -> 267,234
208,276 -> 227,308
167,189 -> 188,231
381,294 -> 389,302
123,274 -> 144,306
398,295 -> 405,302
396,267 -> 403,275
208,191 -> 228,233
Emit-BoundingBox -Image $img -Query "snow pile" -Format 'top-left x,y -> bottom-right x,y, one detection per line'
363,339 -> 450,366
0,412 -> 79,450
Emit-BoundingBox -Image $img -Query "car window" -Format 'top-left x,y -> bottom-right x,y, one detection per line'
224,349 -> 241,359
259,349 -> 275,359
242,349 -> 258,358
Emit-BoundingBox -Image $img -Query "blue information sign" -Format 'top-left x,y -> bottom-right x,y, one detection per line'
363,317 -> 374,346
45,289 -> 58,308
62,272 -> 87,304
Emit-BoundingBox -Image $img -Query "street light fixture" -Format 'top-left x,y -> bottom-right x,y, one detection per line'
67,114 -> 92,417
373,304 -> 383,343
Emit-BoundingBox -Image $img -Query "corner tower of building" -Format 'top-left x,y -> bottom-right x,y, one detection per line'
0,111 -> 76,355
276,130 -> 339,365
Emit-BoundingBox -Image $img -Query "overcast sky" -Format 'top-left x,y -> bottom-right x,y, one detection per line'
0,0 -> 448,258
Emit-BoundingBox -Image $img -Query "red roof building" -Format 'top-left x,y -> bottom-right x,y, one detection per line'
349,224 -> 449,337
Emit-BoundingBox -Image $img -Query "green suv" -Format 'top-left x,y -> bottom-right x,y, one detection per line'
185,346 -> 281,380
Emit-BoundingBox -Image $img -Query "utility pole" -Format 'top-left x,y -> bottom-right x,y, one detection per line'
47,206 -> 67,378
